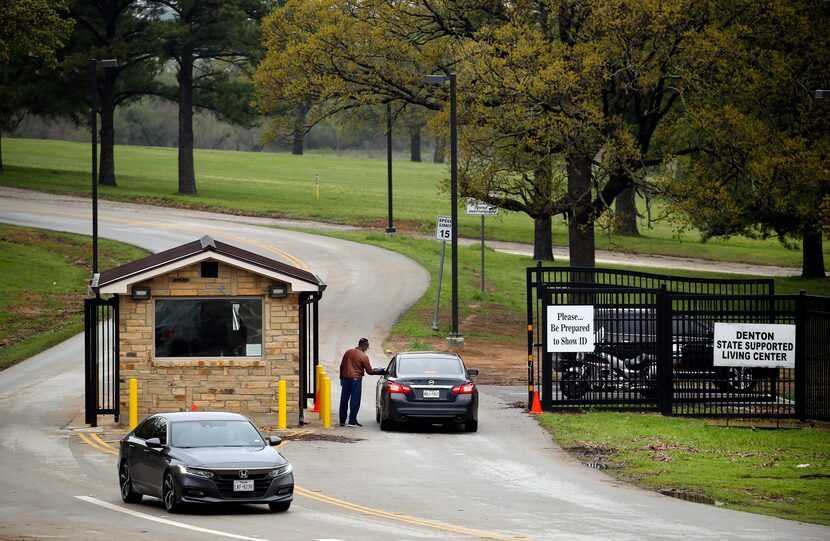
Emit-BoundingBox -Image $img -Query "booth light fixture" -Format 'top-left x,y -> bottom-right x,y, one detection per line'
269,284 -> 288,298
131,286 -> 151,301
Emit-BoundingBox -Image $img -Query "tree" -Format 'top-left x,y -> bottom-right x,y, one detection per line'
59,0 -> 162,186
0,0 -> 73,172
154,0 -> 269,195
255,0 -> 816,268
662,0 -> 830,278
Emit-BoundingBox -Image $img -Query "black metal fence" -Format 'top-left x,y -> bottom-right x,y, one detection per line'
527,264 -> 829,421
84,295 -> 119,426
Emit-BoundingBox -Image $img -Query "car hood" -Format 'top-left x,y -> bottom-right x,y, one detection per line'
172,446 -> 287,468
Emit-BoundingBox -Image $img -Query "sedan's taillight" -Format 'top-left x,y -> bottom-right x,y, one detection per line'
388,382 -> 412,394
451,383 -> 475,394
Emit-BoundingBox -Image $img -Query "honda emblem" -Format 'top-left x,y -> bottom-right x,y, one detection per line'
239,470 -> 249,479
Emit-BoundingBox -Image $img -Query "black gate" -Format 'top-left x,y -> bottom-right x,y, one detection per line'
84,295 -> 119,426
298,292 -> 321,425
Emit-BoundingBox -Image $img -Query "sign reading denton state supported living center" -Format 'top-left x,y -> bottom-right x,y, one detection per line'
547,305 -> 594,353
713,322 -> 796,368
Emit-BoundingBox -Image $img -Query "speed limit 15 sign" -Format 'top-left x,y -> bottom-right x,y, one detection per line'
435,216 -> 452,241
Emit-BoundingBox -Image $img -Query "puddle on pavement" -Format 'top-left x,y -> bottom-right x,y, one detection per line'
659,488 -> 724,507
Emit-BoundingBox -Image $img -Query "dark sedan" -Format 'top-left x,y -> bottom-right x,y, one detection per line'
376,351 -> 479,432
118,411 -> 293,513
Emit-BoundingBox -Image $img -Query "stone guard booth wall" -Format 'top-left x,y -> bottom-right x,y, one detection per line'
92,235 -> 325,426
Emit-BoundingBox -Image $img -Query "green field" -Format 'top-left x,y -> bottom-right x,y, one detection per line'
1,137 -> 821,269
0,224 -> 149,370
539,412 -> 830,525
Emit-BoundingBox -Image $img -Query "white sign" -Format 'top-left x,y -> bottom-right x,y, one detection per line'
465,199 -> 499,216
713,323 -> 795,368
546,305 -> 594,352
435,216 -> 452,241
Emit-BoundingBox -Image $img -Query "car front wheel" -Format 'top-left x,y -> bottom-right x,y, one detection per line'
163,472 -> 181,513
119,462 -> 142,503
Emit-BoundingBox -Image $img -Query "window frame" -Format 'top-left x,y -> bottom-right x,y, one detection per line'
152,296 -> 265,360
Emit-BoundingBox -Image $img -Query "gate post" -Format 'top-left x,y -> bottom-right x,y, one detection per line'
84,298 -> 97,426
526,264 -> 537,406
657,286 -> 673,415
541,286 -> 552,410
795,291 -> 806,421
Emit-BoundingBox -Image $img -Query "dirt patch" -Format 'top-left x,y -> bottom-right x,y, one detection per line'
385,300 -> 528,386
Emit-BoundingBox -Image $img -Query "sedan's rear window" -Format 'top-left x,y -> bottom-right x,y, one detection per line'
397,355 -> 464,377
170,420 -> 264,448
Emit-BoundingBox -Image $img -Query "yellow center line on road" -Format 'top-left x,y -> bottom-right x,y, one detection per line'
78,435 -> 529,541
0,204 -> 309,270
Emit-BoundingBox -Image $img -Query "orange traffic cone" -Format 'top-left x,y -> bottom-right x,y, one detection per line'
311,387 -> 320,413
529,389 -> 542,414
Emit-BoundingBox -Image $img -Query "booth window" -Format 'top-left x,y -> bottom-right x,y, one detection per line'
154,298 -> 263,358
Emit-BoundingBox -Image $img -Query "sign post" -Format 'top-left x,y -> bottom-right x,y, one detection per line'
465,199 -> 499,292
432,217 -> 452,330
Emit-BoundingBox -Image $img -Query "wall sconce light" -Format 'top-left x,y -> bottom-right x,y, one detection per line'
131,286 -> 151,301
268,284 -> 288,298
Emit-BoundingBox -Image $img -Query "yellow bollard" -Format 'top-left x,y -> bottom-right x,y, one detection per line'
129,378 -> 138,430
314,364 -> 325,417
277,380 -> 287,430
321,374 -> 332,428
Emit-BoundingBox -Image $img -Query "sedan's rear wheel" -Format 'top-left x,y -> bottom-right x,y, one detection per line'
163,472 -> 181,513
119,462 -> 142,503
380,418 -> 394,431
464,419 -> 478,433
269,501 -> 291,512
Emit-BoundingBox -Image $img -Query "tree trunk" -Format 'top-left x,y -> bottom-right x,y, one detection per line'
614,185 -> 639,235
177,50 -> 197,195
292,105 -> 305,155
433,135 -> 445,163
533,215 -> 554,260
801,228 -> 826,278
99,67 -> 117,187
567,153 -> 596,268
410,124 -> 421,162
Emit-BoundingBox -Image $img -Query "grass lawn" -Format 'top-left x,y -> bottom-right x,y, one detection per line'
538,412 -> 830,525
2,137 -> 824,269
0,224 -> 149,370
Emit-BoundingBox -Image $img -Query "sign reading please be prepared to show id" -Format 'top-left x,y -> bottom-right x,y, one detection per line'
713,322 -> 796,368
546,305 -> 594,353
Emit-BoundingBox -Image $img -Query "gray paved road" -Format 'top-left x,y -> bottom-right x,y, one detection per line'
0,189 -> 826,540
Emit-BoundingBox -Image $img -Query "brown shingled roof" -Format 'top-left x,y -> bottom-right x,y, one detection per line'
94,235 -> 324,291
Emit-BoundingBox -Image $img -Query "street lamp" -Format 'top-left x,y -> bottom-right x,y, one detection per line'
91,58 -> 118,277
425,73 -> 462,349
386,103 -> 396,235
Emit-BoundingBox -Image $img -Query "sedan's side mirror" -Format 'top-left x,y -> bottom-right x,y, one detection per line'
145,437 -> 163,448
268,435 -> 282,446
467,369 -> 479,377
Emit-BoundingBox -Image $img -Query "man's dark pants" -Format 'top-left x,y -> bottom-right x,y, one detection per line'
340,377 -> 363,425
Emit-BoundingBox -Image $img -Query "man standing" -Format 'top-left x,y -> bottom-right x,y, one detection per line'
339,338 -> 381,427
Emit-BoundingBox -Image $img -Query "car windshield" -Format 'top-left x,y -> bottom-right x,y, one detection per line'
170,419 -> 264,448
398,355 -> 464,377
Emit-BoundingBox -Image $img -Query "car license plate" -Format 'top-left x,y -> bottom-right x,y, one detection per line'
423,389 -> 440,399
234,480 -> 254,492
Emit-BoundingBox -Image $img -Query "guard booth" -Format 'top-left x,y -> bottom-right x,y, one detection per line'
85,235 -> 325,426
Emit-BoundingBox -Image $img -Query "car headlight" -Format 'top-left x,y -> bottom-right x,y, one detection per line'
178,465 -> 214,479
268,464 -> 292,478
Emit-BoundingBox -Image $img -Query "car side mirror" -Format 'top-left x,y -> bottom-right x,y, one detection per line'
467,369 -> 479,377
268,435 -> 282,446
145,437 -> 164,448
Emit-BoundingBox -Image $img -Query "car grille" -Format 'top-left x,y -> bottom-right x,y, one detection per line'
214,472 -> 271,499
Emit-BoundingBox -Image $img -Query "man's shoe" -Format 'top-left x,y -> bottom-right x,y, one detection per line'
339,423 -> 346,427
347,422 -> 363,427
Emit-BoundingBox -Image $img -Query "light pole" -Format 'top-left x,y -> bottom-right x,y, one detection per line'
386,103 -> 396,235
91,58 -> 118,278
425,73 -> 462,349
